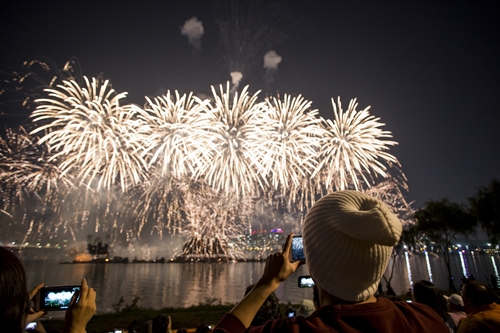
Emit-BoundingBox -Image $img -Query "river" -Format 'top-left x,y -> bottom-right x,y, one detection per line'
22,251 -> 500,313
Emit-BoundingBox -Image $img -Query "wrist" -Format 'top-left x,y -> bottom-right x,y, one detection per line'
256,276 -> 282,291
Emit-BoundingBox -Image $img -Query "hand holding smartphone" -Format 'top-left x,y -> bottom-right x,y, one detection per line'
34,285 -> 81,311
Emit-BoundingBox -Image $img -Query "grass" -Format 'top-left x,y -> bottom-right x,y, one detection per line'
41,304 -> 235,333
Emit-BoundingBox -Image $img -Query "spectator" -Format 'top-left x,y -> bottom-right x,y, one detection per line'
214,191 -> 449,332
196,323 -> 213,333
244,284 -> 281,326
456,318 -> 500,333
0,246 -> 96,333
152,314 -> 171,333
446,294 -> 467,328
460,281 -> 500,325
412,280 -> 455,330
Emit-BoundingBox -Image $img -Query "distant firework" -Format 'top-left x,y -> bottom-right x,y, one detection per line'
315,97 -> 398,191
31,77 -> 147,192
0,76 -> 410,258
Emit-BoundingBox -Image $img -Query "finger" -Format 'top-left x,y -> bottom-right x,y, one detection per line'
79,278 -> 89,300
28,282 -> 44,300
281,233 -> 293,255
87,288 -> 96,303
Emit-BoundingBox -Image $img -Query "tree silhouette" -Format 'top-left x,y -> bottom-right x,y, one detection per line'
414,199 -> 476,292
469,179 -> 500,244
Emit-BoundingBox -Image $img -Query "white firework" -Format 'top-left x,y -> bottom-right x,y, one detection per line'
315,97 -> 398,191
196,83 -> 268,197
260,94 -> 324,191
31,76 -> 147,192
137,91 -> 213,179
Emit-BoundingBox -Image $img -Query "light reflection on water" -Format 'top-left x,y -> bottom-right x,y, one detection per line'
23,253 -> 500,313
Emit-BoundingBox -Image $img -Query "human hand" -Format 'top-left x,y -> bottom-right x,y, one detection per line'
261,233 -> 302,286
64,278 -> 96,333
26,283 -> 46,326
167,315 -> 172,331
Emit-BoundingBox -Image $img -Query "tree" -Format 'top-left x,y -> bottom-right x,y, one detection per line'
469,179 -> 500,244
414,199 -> 476,292
383,226 -> 418,295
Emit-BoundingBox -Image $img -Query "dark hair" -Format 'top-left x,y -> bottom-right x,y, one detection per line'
0,246 -> 30,333
152,314 -> 169,333
195,323 -> 213,333
462,281 -> 497,307
244,284 -> 282,326
413,280 -> 448,322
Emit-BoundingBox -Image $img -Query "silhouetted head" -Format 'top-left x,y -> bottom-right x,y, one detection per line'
152,314 -> 169,333
245,284 -> 282,325
462,281 -> 497,308
195,323 -> 213,333
413,280 -> 448,321
0,246 -> 30,333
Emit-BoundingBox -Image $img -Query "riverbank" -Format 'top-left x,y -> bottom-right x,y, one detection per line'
41,303 -> 236,333
38,296 -> 411,333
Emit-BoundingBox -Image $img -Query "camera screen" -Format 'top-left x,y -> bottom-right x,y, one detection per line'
291,236 -> 304,261
298,276 -> 315,288
41,286 -> 80,310
287,311 -> 295,318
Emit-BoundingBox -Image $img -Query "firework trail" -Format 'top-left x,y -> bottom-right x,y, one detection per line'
0,127 -> 75,243
0,58 -> 81,119
31,77 -> 147,192
314,97 -> 398,191
216,0 -> 292,89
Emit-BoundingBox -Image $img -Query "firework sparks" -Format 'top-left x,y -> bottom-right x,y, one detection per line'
314,97 -> 398,191
1,70 -> 410,258
137,91 -> 213,179
196,83 -> 268,198
31,77 -> 147,192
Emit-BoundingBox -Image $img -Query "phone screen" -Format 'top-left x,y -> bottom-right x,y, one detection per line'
298,275 -> 315,288
37,285 -> 80,311
291,236 -> 305,261
25,322 -> 37,331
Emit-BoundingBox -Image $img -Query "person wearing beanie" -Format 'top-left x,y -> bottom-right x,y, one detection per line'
214,191 -> 448,333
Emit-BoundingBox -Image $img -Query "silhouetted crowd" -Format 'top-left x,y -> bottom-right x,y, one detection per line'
1,191 -> 499,333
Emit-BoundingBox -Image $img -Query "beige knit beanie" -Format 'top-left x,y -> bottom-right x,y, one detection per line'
303,190 -> 402,302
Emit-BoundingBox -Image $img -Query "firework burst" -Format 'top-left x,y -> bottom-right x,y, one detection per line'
315,97 -> 398,191
31,77 -> 147,192
137,91 -> 213,179
196,83 -> 268,197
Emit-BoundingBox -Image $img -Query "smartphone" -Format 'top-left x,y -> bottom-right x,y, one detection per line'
298,275 -> 315,288
25,322 -> 37,331
291,235 -> 305,261
34,285 -> 81,311
286,309 -> 296,318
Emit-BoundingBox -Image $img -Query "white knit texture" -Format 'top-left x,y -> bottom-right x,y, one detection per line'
303,190 -> 402,302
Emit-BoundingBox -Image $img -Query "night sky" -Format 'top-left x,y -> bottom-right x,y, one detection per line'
1,0 -> 499,208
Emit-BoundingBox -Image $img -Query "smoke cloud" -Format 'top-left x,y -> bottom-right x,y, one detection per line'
181,17 -> 204,50
263,50 -> 282,70
230,71 -> 243,93
263,50 -> 282,85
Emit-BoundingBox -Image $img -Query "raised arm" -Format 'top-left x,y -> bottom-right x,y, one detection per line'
226,233 -> 301,328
